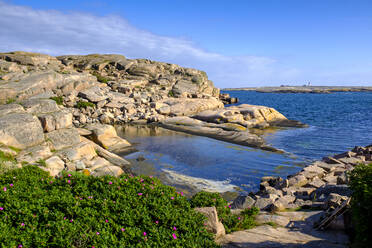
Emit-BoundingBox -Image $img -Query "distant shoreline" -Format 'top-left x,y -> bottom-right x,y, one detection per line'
222,86 -> 372,93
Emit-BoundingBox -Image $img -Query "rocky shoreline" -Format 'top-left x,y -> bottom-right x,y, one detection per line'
0,51 -> 306,177
223,86 -> 372,94
0,51 -> 366,247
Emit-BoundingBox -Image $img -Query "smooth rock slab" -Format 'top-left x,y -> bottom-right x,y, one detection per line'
0,113 -> 44,149
0,104 -> 25,117
46,128 -> 81,150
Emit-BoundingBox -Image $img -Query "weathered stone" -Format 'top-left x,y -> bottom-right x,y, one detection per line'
0,104 -> 25,117
337,157 -> 362,165
314,161 -> 339,172
85,123 -> 131,152
38,110 -> 73,132
254,197 -> 275,210
255,214 -> 290,227
0,51 -> 61,67
46,128 -> 81,150
0,113 -> 44,149
313,185 -> 352,199
287,174 -> 308,187
87,156 -> 111,170
92,165 -> 124,177
22,99 -> 60,114
45,156 -> 65,177
81,137 -> 131,173
271,195 -> 296,212
56,141 -> 96,162
16,144 -> 52,164
78,86 -> 108,102
195,207 -> 225,238
231,195 -> 255,209
306,176 -> 326,188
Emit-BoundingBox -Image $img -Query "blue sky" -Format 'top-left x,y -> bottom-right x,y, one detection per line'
1,0 -> 372,87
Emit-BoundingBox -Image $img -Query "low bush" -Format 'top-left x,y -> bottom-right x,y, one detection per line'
75,101 -> 95,109
0,166 -> 218,247
190,191 -> 258,233
50,96 -> 64,105
349,163 -> 372,247
92,72 -> 110,84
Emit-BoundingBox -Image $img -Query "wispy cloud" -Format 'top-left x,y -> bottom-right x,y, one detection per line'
2,1 -> 367,87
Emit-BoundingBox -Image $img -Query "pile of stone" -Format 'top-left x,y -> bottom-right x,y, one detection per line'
231,145 -> 372,215
0,98 -> 132,177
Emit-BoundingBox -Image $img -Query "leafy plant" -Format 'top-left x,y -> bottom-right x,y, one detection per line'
349,163 -> 372,247
50,96 -> 64,105
92,72 -> 110,84
6,98 -> 16,104
0,166 -> 218,247
190,191 -> 258,233
168,90 -> 174,97
75,101 -> 95,109
35,159 -> 47,167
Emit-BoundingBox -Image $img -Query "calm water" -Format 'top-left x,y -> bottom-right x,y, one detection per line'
119,91 -> 372,194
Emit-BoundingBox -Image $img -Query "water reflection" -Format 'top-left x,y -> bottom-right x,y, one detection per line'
116,124 -> 308,194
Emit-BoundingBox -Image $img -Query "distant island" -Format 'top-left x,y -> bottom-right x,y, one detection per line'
223,85 -> 372,93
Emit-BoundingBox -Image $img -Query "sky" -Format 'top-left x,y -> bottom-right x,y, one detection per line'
0,0 -> 372,87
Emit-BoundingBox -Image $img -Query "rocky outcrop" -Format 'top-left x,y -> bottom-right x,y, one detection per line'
195,207 -> 226,239
160,104 -> 306,151
219,210 -> 349,247
0,97 -> 131,178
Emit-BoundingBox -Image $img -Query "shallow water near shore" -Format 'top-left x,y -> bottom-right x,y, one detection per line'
118,91 -> 372,194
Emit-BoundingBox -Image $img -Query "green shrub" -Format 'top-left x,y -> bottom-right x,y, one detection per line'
190,191 -> 258,233
349,163 -> 372,247
0,151 -> 16,164
92,72 -> 110,84
168,90 -> 174,97
0,166 -> 218,247
76,101 -> 95,109
5,98 -> 16,104
50,96 -> 64,105
35,159 -> 47,167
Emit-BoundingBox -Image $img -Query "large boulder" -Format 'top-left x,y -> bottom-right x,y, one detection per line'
195,207 -> 225,238
0,113 -> 44,149
84,124 -> 131,152
45,128 -> 81,150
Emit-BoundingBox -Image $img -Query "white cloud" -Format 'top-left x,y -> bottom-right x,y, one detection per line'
2,2 -> 370,87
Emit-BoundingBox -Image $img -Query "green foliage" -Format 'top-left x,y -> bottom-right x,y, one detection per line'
190,191 -> 258,233
92,72 -> 110,84
0,151 -> 16,164
168,90 -> 174,97
0,166 -> 218,247
76,101 -> 95,109
50,96 -> 64,105
36,159 -> 46,167
6,98 -> 16,104
349,163 -> 372,247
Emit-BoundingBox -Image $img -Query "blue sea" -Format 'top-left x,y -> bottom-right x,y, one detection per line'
120,91 -> 372,194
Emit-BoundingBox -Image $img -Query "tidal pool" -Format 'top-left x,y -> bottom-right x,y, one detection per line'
117,125 -> 308,196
